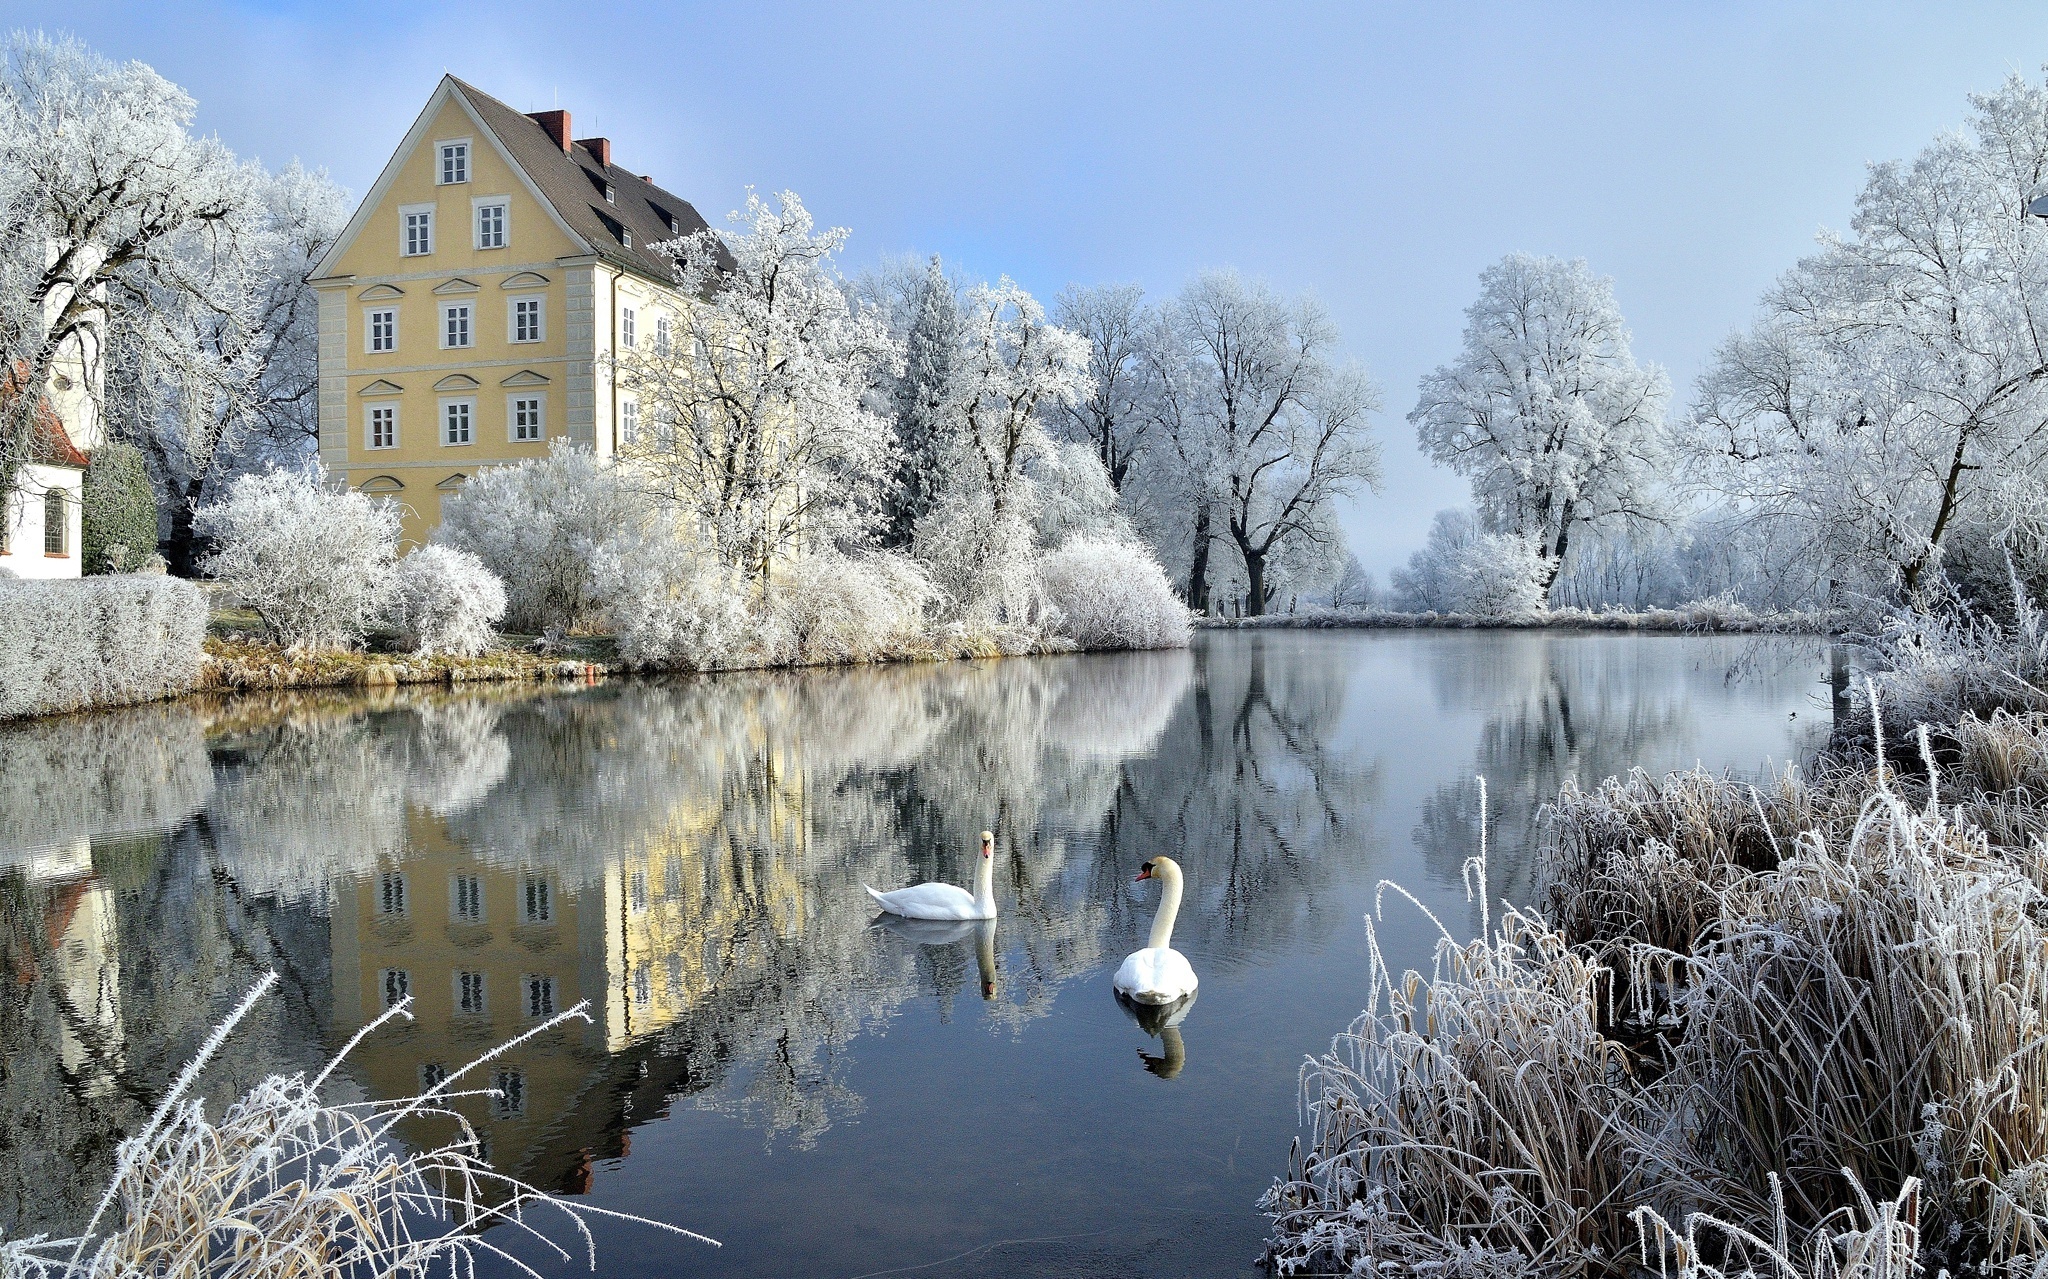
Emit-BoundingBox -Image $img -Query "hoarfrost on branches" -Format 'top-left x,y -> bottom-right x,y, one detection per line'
380,544 -> 506,656
619,189 -> 900,583
1411,253 -> 1669,605
194,464 -> 397,649
1392,508 -> 1548,618
1686,70 -> 2048,608
1038,536 -> 1194,650
435,440 -> 649,635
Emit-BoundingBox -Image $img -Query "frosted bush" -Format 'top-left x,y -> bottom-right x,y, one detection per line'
195,466 -> 398,649
1038,536 -> 1193,650
381,545 -> 506,656
0,575 -> 207,718
599,539 -> 758,671
1031,441 -> 1131,550
435,441 -> 648,635
774,549 -> 943,663
1392,508 -> 1548,617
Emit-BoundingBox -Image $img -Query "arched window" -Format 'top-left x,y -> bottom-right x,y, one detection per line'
43,489 -> 66,556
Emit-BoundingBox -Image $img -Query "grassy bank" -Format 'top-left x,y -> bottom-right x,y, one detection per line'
1263,602 -> 2048,1278
1202,601 -> 1827,634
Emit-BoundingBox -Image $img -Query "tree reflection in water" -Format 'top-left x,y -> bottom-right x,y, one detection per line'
1411,634 -> 1832,906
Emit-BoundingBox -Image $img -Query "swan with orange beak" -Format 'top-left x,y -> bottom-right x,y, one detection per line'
1114,857 -> 1198,1004
865,831 -> 998,921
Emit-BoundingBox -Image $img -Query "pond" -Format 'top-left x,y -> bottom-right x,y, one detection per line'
0,630 -> 1841,1277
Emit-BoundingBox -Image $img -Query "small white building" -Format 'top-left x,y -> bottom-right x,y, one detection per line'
2,245 -> 105,578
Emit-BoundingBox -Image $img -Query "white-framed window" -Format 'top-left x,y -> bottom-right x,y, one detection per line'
441,302 -> 472,349
522,974 -> 556,1019
451,873 -> 483,922
619,398 -> 639,445
621,228 -> 632,249
381,968 -> 410,1009
492,1068 -> 525,1118
378,871 -> 407,916
455,970 -> 487,1016
509,394 -> 544,442
620,305 -> 636,347
401,205 -> 434,256
441,398 -> 474,446
603,182 -> 615,204
511,296 -> 544,343
366,307 -> 397,353
521,875 -> 552,924
654,315 -> 671,355
438,140 -> 470,185
366,404 -> 397,450
474,199 -> 506,249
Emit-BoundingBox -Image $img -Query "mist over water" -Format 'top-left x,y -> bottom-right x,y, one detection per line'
0,632 -> 1834,1276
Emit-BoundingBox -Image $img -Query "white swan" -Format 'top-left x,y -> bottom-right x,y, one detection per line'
865,830 -> 997,921
1114,856 -> 1198,1004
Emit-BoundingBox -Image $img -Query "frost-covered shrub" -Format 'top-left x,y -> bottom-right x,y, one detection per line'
1038,537 -> 1193,650
773,549 -> 942,663
1031,441 -> 1130,550
195,466 -> 398,649
435,441 -> 647,635
600,539 -> 758,671
382,545 -> 506,656
1391,508 -> 1548,617
0,575 -> 208,718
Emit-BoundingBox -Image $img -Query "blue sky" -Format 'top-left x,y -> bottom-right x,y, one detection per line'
16,1 -> 2048,579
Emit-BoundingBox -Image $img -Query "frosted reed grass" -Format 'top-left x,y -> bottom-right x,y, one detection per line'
2,976 -> 716,1279
1266,678 -> 2048,1277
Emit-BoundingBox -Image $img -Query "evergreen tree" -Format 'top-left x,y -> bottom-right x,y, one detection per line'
881,257 -> 962,548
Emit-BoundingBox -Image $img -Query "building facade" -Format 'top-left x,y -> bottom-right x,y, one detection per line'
310,77 -> 709,548
1,249 -> 105,578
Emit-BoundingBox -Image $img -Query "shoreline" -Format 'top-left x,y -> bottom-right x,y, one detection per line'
1196,606 -> 1829,635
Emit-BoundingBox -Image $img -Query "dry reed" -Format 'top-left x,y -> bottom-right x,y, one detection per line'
0,974 -> 716,1278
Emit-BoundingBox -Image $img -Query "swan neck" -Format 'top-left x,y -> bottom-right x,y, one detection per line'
1148,863 -> 1182,951
974,850 -> 995,912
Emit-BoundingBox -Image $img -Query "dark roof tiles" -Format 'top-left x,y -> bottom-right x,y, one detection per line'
449,77 -> 713,287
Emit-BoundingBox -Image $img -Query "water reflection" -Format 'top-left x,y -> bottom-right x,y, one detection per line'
0,633 -> 1830,1272
1410,634 -> 1833,904
1117,991 -> 1197,1080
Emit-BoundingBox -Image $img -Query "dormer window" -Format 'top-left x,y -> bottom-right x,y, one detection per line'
604,183 -> 616,204
439,141 -> 470,185
621,228 -> 632,249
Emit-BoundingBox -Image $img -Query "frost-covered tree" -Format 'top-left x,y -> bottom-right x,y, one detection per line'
1687,71 -> 2048,607
1163,271 -> 1382,615
195,464 -> 398,649
914,278 -> 1089,619
617,189 -> 900,584
0,34 -> 249,497
1052,282 -> 1151,491
1412,254 -> 1669,605
1329,553 -> 1379,610
111,161 -> 345,573
877,255 -> 962,548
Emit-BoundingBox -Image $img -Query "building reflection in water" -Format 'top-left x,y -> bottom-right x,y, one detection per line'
0,637 -> 1394,1235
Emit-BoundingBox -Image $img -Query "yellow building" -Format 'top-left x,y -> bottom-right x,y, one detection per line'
310,78 -> 706,547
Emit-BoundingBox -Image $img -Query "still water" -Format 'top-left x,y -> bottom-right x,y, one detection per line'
0,631 -> 1836,1276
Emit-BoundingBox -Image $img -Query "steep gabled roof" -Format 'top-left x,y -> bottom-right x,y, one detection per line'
313,76 -> 720,291
450,79 -> 713,287
3,361 -> 87,469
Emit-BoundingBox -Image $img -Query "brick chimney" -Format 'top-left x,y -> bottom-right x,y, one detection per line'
575,137 -> 611,168
527,109 -> 571,152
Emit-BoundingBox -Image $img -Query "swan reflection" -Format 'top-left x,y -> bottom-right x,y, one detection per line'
873,916 -> 1001,1002
1116,989 -> 1196,1079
